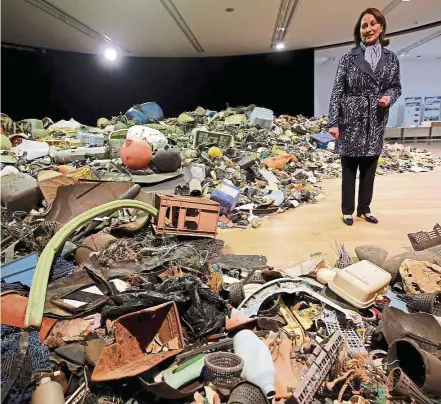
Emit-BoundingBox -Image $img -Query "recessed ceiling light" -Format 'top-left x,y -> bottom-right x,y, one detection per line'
275,42 -> 285,50
416,55 -> 422,58
225,8 -> 234,12
104,48 -> 118,61
402,0 -> 411,2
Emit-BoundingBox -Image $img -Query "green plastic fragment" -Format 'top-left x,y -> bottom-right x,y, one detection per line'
178,113 -> 194,123
0,134 -> 12,150
24,200 -> 159,328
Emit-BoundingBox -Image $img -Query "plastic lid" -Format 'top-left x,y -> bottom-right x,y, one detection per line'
262,383 -> 276,400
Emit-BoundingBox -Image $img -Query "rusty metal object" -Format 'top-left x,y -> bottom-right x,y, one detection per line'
71,183 -> 141,242
46,317 -> 96,346
75,233 -> 117,264
380,305 -> 441,355
92,302 -> 184,382
42,182 -> 144,225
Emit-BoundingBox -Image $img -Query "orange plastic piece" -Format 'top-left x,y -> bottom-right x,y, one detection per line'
262,154 -> 297,169
225,308 -> 258,332
0,292 -> 56,341
153,194 -> 220,238
120,138 -> 152,169
264,338 -> 301,399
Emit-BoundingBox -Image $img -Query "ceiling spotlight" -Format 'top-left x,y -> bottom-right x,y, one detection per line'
104,48 -> 118,61
275,42 -> 285,50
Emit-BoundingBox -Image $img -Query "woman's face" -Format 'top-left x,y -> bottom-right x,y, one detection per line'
360,13 -> 382,45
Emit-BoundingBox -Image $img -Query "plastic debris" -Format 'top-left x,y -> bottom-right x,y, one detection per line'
1,103 -> 441,404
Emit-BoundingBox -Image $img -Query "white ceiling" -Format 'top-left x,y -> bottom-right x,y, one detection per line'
316,26 -> 441,63
1,0 -> 441,57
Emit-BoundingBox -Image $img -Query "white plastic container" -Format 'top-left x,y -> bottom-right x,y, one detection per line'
233,329 -> 276,400
17,140 -> 49,160
249,107 -> 274,129
328,260 -> 391,308
126,125 -> 167,150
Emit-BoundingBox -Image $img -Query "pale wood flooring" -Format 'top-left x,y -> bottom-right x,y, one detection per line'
219,143 -> 441,268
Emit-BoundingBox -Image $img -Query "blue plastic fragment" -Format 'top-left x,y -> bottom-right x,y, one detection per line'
310,132 -> 335,149
1,253 -> 38,287
125,102 -> 164,124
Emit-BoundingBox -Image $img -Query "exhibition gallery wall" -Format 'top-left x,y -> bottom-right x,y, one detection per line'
314,27 -> 441,128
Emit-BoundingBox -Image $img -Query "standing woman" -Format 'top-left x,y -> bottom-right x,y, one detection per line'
328,8 -> 402,226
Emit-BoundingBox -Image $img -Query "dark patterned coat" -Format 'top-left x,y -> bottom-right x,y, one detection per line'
328,46 -> 402,157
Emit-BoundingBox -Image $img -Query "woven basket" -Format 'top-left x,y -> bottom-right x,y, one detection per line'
228,381 -> 268,404
228,283 -> 245,307
387,368 -> 431,404
401,291 -> 441,316
203,352 -> 243,389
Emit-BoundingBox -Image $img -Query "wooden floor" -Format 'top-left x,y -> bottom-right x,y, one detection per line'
219,143 -> 441,268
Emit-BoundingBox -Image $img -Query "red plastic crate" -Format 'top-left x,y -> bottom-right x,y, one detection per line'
153,194 -> 220,238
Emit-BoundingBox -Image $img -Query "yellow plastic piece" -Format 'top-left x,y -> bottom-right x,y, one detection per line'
24,200 -> 159,328
208,146 -> 223,159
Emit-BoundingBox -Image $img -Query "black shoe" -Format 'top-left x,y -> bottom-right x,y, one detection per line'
342,216 -> 353,226
357,213 -> 378,224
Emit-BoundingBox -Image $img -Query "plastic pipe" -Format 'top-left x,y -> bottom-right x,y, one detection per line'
24,200 -> 159,328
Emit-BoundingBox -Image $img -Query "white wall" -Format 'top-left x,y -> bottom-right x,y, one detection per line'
314,53 -> 441,127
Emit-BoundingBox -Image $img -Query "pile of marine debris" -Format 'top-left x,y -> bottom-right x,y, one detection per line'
2,179 -> 441,404
1,103 -> 440,229
2,102 -> 441,402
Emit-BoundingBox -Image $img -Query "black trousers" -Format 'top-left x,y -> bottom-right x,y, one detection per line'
341,156 -> 379,215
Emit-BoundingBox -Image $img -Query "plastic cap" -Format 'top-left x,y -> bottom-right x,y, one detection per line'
262,383 -> 275,400
39,377 -> 52,385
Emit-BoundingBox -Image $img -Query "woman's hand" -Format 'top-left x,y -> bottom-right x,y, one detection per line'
329,127 -> 340,139
379,95 -> 391,107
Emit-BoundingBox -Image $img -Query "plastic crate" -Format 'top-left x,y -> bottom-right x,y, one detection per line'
76,132 -> 105,147
249,107 -> 274,129
310,132 -> 335,149
193,130 -> 233,148
153,194 -> 220,238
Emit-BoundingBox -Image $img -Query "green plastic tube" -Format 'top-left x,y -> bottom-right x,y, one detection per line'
24,200 -> 159,328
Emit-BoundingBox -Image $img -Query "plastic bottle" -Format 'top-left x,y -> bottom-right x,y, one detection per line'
31,377 -> 65,404
233,329 -> 276,401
